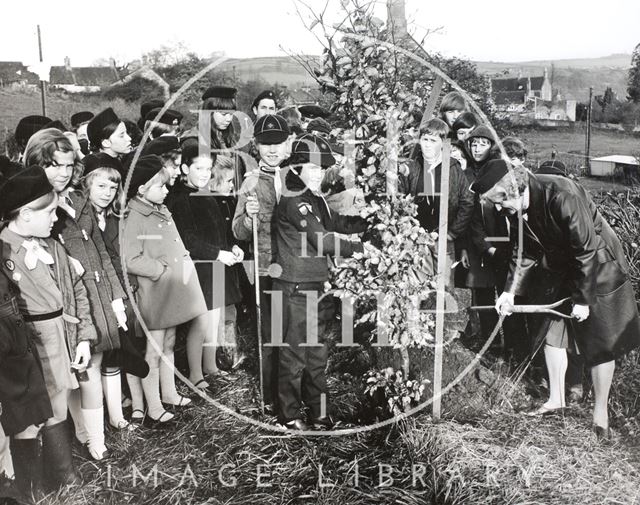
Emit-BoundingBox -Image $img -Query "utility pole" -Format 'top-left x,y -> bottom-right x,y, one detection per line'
585,87 -> 593,175
37,25 -> 47,116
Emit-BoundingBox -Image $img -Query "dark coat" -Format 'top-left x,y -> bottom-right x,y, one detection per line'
275,172 -> 367,283
504,174 -> 640,365
166,181 -> 243,309
51,192 -> 126,353
399,148 -> 474,247
0,262 -> 52,436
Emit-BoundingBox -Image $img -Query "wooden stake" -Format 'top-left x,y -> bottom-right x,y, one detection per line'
432,139 -> 451,420
37,25 -> 47,117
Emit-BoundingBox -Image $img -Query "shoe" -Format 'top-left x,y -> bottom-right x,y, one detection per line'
280,419 -> 310,431
109,419 -> 137,432
142,410 -> 175,429
525,405 -> 567,417
130,409 -> 145,424
593,424 -> 611,441
310,416 -> 334,430
41,422 -> 80,491
162,396 -> 192,407
192,379 -> 211,392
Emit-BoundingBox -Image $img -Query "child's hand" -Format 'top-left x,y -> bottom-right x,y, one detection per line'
73,341 -> 91,371
217,250 -> 237,266
232,245 -> 245,263
245,195 -> 260,217
111,298 -> 128,331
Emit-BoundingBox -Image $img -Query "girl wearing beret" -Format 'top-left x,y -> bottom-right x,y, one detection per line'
166,144 -> 244,388
122,157 -> 208,425
24,129 -> 129,460
0,167 -> 96,493
84,107 -> 131,178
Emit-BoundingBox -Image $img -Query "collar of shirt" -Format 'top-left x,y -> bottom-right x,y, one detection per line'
0,226 -> 50,254
57,190 -> 76,218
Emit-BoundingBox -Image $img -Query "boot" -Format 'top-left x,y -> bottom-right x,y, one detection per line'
41,422 -> 79,491
9,438 -> 42,501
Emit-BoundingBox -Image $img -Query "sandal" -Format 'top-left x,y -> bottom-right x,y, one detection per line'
142,410 -> 175,428
525,404 -> 567,417
110,419 -> 137,431
193,379 -> 210,391
163,396 -> 192,407
130,409 -> 145,423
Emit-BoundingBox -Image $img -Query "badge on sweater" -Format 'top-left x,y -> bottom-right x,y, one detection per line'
297,202 -> 313,216
4,260 -> 14,271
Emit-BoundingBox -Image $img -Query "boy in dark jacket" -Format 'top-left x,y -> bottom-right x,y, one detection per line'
274,134 -> 368,430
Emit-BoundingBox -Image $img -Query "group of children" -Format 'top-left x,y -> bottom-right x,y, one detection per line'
0,86 -> 371,500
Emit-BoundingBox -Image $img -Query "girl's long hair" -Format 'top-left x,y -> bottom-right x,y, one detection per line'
202,97 -> 239,151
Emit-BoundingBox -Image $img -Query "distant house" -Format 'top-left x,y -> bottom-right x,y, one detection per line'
288,87 -> 322,106
590,155 -> 639,178
49,57 -> 121,93
0,61 -> 39,88
491,70 -> 553,110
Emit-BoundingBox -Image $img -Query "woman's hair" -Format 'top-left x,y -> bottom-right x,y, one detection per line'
481,165 -> 529,202
92,121 -> 120,153
123,119 -> 143,149
81,167 -> 123,216
23,128 -> 83,188
419,117 -> 450,140
502,136 -> 528,160
439,92 -> 466,114
6,190 -> 57,222
452,112 -> 479,132
211,155 -> 235,190
138,167 -> 171,197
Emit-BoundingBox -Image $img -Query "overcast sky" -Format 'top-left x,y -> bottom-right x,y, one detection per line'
1,0 -> 638,66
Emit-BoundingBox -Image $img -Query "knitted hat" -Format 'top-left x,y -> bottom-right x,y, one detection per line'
470,159 -> 510,194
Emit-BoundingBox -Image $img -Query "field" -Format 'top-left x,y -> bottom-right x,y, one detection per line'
2,89 -> 640,504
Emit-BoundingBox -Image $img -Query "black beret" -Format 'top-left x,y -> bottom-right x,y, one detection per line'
289,133 -> 336,169
298,104 -> 329,119
82,152 -> 124,178
140,99 -> 165,119
44,120 -> 68,132
537,160 -> 567,177
144,107 -> 183,126
141,136 -> 180,157
15,115 -> 51,147
87,108 -> 120,147
202,86 -> 237,101
70,111 -> 94,128
0,165 -> 54,217
306,117 -> 332,136
254,114 -> 290,145
252,90 -> 277,109
466,125 -> 496,145
470,159 -> 510,194
127,155 -> 164,200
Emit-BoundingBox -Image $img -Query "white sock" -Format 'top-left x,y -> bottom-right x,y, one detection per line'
160,353 -> 190,405
67,388 -> 87,444
127,373 -> 145,419
82,407 -> 107,460
141,367 -> 172,420
102,369 -> 127,427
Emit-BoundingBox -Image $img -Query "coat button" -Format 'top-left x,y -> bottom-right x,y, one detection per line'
225,217 -> 230,221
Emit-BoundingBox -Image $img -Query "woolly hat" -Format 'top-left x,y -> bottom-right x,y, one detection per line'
470,159 -> 510,194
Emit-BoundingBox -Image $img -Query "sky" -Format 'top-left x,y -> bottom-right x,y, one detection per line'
0,0 -> 638,67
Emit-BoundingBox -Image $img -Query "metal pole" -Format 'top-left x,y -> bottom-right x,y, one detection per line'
432,139 -> 451,420
252,214 -> 265,415
585,87 -> 593,175
37,25 -> 47,116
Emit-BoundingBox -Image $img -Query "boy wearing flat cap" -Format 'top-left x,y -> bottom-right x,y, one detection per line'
273,134 -> 368,430
232,113 -> 290,414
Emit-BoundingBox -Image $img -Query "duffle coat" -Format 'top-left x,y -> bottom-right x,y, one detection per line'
504,174 -> 640,365
122,197 -> 207,330
166,181 -> 243,310
0,259 -> 52,436
51,192 -> 126,353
